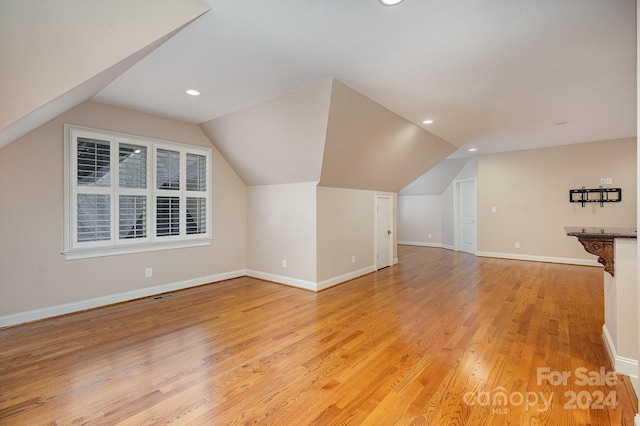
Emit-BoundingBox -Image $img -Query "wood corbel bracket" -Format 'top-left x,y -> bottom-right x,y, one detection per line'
575,236 -> 615,277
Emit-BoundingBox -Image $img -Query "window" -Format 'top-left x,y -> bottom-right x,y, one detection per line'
64,125 -> 211,259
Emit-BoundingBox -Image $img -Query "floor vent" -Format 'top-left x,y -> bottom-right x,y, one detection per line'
152,294 -> 173,300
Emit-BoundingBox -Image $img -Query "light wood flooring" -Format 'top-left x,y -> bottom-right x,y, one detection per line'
0,246 -> 637,425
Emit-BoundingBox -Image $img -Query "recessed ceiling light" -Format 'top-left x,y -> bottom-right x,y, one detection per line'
468,148 -> 477,152
422,119 -> 434,124
380,0 -> 404,5
186,89 -> 200,96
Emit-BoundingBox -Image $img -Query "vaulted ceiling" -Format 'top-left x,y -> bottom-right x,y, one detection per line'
1,0 -> 636,192
93,0 -> 637,157
200,78 -> 456,191
0,0 -> 209,148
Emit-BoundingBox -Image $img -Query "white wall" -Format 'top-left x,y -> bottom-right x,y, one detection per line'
0,101 -> 247,325
246,182 -> 318,288
433,140 -> 636,265
478,138 -> 636,263
401,157 -> 478,250
398,195 -> 442,247
603,239 -> 638,377
317,187 -> 389,286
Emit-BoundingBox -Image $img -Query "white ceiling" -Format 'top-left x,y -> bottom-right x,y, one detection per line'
93,0 -> 637,159
399,158 -> 472,196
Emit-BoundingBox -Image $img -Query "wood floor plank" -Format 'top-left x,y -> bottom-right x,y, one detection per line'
0,246 -> 637,425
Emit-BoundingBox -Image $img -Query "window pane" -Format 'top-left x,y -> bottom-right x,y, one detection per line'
186,154 -> 207,191
119,144 -> 147,189
119,196 -> 147,239
157,196 -> 180,236
157,149 -> 180,190
77,138 -> 110,187
77,194 -> 110,242
186,197 -> 207,234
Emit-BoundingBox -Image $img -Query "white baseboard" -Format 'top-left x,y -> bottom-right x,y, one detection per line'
246,270 -> 317,291
1,264 -> 388,328
317,265 -> 377,291
0,269 -> 247,329
477,251 -> 601,267
602,324 -> 639,379
635,413 -> 640,426
248,264 -> 378,292
397,241 -> 454,251
398,240 -> 443,248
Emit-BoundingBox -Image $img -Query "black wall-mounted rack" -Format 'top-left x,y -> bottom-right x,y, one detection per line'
569,187 -> 622,207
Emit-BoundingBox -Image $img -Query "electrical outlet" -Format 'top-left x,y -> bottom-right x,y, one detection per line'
600,178 -> 606,185
145,267 -> 152,278
515,242 -> 520,249
428,233 -> 433,239
606,178 -> 612,184
352,255 -> 356,264
282,259 -> 287,268
491,207 -> 497,213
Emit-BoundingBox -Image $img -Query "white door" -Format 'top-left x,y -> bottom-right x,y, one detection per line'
459,180 -> 477,254
376,196 -> 392,269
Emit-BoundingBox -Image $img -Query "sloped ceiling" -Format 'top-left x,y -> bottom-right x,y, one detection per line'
201,78 -> 457,191
320,80 -> 456,192
92,0 -> 636,159
0,0 -> 209,148
399,158 -> 471,196
200,79 -> 332,186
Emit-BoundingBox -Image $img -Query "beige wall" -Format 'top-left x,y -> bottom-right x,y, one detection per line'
0,101 -> 247,317
247,184 -> 397,289
317,187 -> 386,282
403,157 -> 478,249
397,195 -> 442,246
246,182 -> 318,284
478,138 -> 636,261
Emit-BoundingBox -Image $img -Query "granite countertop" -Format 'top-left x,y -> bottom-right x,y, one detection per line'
564,226 -> 637,238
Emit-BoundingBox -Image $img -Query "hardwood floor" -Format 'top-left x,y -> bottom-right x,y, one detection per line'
0,246 -> 637,425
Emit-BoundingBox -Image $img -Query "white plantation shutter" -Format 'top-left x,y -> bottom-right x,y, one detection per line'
117,143 -> 149,242
64,125 -> 211,259
119,195 -> 147,239
71,131 -> 114,248
186,197 -> 207,234
77,194 -> 111,242
186,153 -> 207,191
77,138 -> 111,187
119,144 -> 147,189
186,153 -> 207,235
156,196 -> 180,236
156,149 -> 180,190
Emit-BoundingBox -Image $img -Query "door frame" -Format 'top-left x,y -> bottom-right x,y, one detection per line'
453,178 -> 477,254
374,194 -> 394,270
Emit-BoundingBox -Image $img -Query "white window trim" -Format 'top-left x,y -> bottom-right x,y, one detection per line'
63,124 -> 212,260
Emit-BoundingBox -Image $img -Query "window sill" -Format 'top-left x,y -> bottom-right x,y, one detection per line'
62,239 -> 212,260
